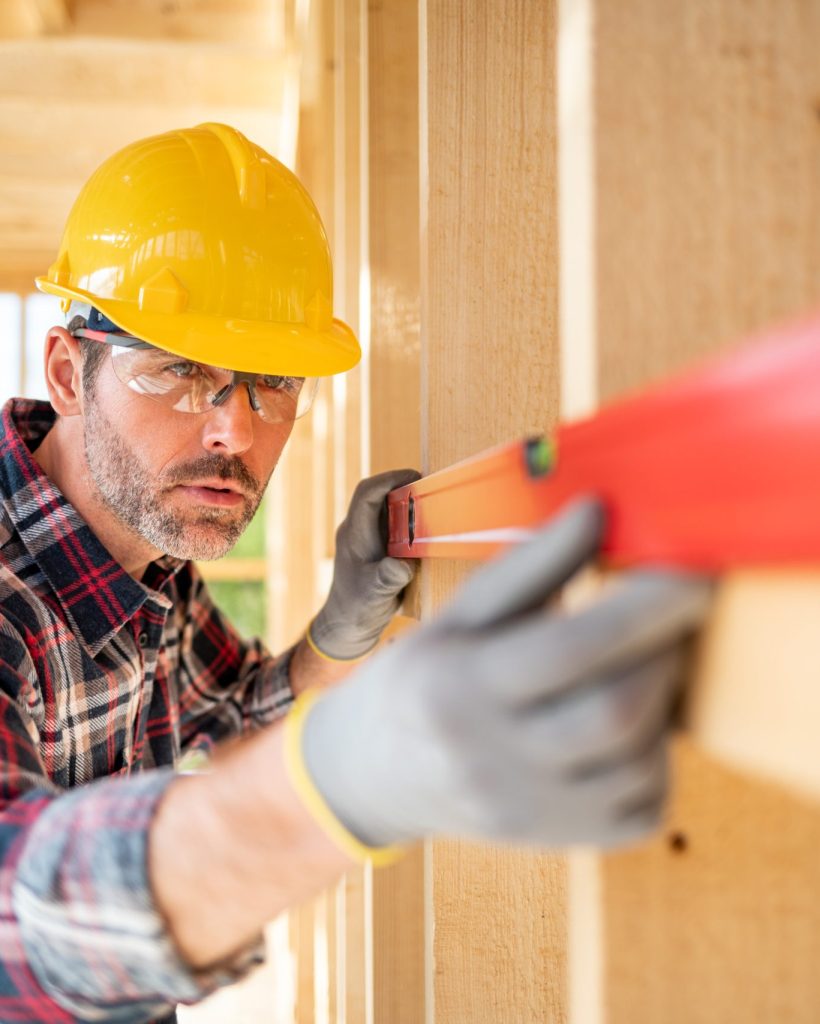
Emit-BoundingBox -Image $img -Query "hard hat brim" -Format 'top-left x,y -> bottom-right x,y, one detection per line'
36,277 -> 361,377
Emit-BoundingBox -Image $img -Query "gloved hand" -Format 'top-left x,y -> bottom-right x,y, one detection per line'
286,499 -> 712,856
308,469 -> 421,661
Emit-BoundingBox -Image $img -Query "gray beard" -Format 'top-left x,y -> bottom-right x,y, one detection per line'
83,400 -> 263,561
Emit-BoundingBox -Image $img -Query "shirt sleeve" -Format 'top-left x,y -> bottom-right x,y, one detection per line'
0,616 -> 263,1023
175,564 -> 296,750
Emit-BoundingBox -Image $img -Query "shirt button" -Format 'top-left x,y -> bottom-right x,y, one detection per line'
138,632 -> 149,648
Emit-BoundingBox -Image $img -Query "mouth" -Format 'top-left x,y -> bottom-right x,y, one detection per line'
174,481 -> 246,507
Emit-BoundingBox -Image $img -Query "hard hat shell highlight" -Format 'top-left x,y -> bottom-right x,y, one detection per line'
36,123 -> 360,376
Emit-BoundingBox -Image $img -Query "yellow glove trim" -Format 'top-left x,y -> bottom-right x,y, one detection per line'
283,688 -> 405,868
305,620 -> 374,664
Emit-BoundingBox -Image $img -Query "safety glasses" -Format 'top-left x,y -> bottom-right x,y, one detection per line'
73,328 -> 320,423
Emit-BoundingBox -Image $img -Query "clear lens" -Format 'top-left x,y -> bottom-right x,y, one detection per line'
254,375 -> 320,422
109,347 -> 320,422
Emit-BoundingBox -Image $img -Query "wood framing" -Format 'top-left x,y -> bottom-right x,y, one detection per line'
690,572 -> 820,801
419,2 -> 564,1021
193,0 -> 820,1020
559,1 -> 820,1021
69,0 -> 289,44
0,0 -> 70,38
366,0 -> 425,1020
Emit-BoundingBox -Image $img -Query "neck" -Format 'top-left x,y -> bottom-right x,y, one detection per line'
33,414 -> 159,579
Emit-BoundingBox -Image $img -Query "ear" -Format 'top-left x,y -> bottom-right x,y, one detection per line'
43,327 -> 86,416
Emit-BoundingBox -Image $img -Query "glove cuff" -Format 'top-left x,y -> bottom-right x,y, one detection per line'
283,689 -> 405,868
305,619 -> 378,664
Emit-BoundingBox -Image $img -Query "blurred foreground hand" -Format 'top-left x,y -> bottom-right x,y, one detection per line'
287,499 -> 712,855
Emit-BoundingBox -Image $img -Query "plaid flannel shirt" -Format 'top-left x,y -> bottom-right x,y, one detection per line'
0,399 -> 295,1023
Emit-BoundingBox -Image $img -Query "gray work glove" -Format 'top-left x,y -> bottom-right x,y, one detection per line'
298,499 -> 712,851
309,469 -> 421,661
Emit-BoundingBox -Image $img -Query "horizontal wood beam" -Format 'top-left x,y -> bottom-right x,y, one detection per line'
0,267 -> 52,296
0,0 -> 70,38
0,102 -> 287,273
0,38 -> 298,106
69,0 -> 290,46
197,558 -> 267,583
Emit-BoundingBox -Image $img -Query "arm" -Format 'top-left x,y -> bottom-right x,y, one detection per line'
149,501 -> 713,971
149,720 -> 352,968
0,614 -> 246,1023
11,500 -> 707,1007
289,636 -> 361,695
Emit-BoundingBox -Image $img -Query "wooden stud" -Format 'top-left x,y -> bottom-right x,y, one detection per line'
419,2 -> 565,1022
365,0 -> 426,1020
291,903 -> 317,1024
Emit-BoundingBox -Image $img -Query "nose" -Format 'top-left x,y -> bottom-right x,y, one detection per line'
200,381 -> 255,455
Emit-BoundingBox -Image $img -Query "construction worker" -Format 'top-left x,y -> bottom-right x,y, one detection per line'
0,124 -> 709,1023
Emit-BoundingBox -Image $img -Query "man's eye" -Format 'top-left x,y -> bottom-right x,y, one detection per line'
257,375 -> 303,393
163,361 -> 200,379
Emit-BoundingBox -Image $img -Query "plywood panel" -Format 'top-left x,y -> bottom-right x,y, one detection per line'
420,1 -> 564,1021
595,0 -> 820,401
586,2 -> 820,1021
605,740 -> 820,1023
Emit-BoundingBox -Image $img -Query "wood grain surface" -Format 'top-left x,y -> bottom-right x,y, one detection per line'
421,2 -> 567,1022
588,2 -> 820,1021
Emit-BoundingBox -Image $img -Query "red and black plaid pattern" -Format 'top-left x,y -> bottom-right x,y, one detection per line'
0,399 -> 294,1022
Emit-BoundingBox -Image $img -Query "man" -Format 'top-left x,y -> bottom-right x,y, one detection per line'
0,124 -> 709,1023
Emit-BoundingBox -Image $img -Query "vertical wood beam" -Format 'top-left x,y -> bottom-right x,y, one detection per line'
291,904 -> 316,1024
365,0 -> 425,1021
367,0 -> 422,477
333,0 -> 364,510
419,2 -> 564,1021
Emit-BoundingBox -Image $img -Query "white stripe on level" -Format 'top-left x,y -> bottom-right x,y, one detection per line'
415,527 -> 537,545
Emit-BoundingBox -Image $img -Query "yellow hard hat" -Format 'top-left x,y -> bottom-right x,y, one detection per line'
36,123 -> 360,376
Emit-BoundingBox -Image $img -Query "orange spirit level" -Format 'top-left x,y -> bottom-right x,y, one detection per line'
387,310 -> 820,570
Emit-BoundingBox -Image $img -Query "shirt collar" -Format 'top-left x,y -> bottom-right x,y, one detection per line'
0,399 -> 184,655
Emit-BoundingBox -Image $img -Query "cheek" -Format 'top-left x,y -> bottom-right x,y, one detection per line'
255,423 -> 294,473
116,398 -> 195,474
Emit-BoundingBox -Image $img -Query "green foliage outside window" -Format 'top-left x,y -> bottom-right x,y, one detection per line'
204,501 -> 267,640
227,500 -> 266,558
208,580 -> 267,640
